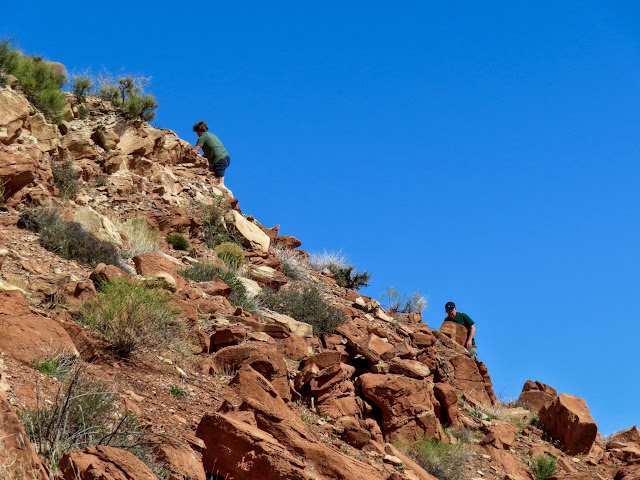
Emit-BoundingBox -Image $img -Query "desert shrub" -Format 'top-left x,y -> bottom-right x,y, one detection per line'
51,159 -> 79,200
99,84 -> 121,106
166,233 -> 189,251
328,264 -> 371,291
18,207 -> 120,266
77,105 -> 89,118
0,41 -> 67,119
122,93 -> 159,121
259,286 -> 347,336
195,199 -> 243,248
380,286 -> 427,314
273,247 -> 311,281
82,279 -> 183,357
409,437 -> 470,480
215,241 -> 246,270
530,455 -> 557,480
179,261 -> 255,310
31,354 -> 75,378
19,368 -> 157,471
309,250 -> 347,269
116,217 -> 158,257
72,75 -> 92,101
169,385 -> 188,400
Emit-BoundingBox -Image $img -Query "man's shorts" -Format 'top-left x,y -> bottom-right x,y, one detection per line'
211,156 -> 230,178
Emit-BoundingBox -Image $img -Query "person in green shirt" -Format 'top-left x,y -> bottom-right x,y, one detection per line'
192,121 -> 230,188
444,301 -> 477,360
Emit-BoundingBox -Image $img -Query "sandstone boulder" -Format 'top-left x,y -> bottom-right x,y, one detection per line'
0,89 -> 30,144
358,373 -> 445,442
0,151 -> 37,199
59,131 -> 96,160
133,252 -> 187,291
231,210 -> 270,252
439,320 -> 469,347
0,290 -> 79,363
518,379 -> 557,413
60,446 -> 155,480
539,393 -> 598,455
154,441 -> 206,480
259,308 -> 314,338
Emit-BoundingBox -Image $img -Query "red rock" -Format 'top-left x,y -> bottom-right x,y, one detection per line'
60,446 -> 155,480
146,205 -> 191,232
481,420 -> 519,449
358,373 -> 445,442
273,235 -> 302,249
0,391 -> 49,479
210,326 -> 247,352
201,277 -> 231,297
607,425 -> 640,450
212,344 -> 291,401
0,152 -> 37,200
277,333 -> 310,360
411,331 -> 437,348
301,350 -> 348,370
89,263 -> 131,286
447,354 -> 494,406
367,333 -> 394,356
0,290 -> 79,363
154,441 -> 206,480
388,358 -> 432,379
539,393 -> 598,455
439,320 -> 469,347
132,252 -> 187,290
382,338 -> 418,360
434,382 -> 462,428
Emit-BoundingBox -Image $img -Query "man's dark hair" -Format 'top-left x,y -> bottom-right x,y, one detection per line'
193,121 -> 208,133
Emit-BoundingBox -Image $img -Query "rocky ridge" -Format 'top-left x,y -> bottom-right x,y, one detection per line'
0,82 -> 639,480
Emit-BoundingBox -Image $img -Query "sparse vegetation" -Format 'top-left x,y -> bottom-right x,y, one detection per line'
71,75 -> 92,102
180,261 -> 255,311
196,199 -> 243,248
215,241 -> 245,270
259,286 -> 347,336
31,354 -> 75,378
273,247 -> 311,281
169,385 -> 188,400
328,264 -> 371,291
309,250 -> 347,269
82,278 -> 183,357
165,233 -> 189,251
51,159 -> 79,200
18,207 -> 120,266
19,368 -> 158,472
380,286 -> 427,313
116,217 -> 158,257
122,93 -> 159,121
407,437 -> 470,480
530,455 -> 557,480
0,40 -> 67,119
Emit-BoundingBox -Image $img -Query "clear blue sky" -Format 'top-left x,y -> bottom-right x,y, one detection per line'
3,1 -> 639,435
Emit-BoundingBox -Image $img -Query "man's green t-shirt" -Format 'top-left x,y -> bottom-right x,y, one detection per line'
196,132 -> 229,164
443,312 -> 476,346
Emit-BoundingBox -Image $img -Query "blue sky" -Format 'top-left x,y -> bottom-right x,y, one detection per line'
3,1 -> 639,435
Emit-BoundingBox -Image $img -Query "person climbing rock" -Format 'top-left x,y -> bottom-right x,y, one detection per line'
444,301 -> 477,360
192,121 -> 230,188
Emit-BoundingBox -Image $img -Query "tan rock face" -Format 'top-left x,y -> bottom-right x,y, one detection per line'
232,210 -> 270,252
25,113 -> 59,152
539,393 -> 598,455
0,89 -> 30,144
358,373 -> 445,442
59,446 -> 156,480
59,130 -> 96,160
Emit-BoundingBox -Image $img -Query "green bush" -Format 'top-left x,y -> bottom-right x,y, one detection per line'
122,93 -> 158,121
180,261 -> 255,311
169,385 -> 188,400
31,354 -> 75,378
530,455 -> 557,480
99,84 -> 121,106
259,286 -> 347,336
83,279 -> 183,357
19,368 -> 156,471
409,437 -> 470,480
380,286 -> 427,314
72,75 -> 92,101
77,105 -> 89,118
196,200 -> 244,248
0,41 -> 67,119
166,233 -> 190,251
52,159 -> 79,200
215,241 -> 246,270
18,207 -> 120,266
329,264 -> 371,291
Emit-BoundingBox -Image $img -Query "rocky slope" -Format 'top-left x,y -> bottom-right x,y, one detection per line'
0,81 -> 639,480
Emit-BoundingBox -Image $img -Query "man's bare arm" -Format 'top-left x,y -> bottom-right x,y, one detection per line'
466,325 -> 475,349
